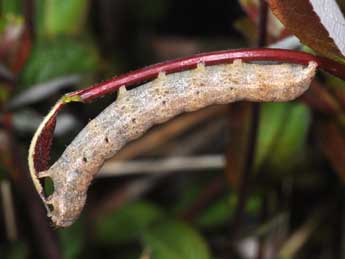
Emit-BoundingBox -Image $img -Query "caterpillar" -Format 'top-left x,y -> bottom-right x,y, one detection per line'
29,59 -> 317,227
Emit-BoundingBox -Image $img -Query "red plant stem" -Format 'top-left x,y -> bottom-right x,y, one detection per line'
258,0 -> 268,47
68,48 -> 345,103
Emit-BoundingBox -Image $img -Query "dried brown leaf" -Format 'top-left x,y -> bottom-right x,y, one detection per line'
268,0 -> 345,61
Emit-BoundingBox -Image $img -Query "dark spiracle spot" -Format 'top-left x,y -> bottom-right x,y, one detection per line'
132,118 -> 136,123
83,157 -> 87,163
162,100 -> 166,105
105,137 -> 110,143
47,203 -> 54,212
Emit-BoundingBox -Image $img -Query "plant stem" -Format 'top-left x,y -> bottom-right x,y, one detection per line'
258,0 -> 268,47
255,2 -> 268,258
68,48 -> 345,102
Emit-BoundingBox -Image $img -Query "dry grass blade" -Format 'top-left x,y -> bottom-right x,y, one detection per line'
98,155 -> 225,177
278,206 -> 326,258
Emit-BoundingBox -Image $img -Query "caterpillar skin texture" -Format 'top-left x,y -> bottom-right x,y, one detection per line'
37,60 -> 317,227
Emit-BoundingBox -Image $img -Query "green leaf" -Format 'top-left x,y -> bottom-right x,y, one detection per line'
196,195 -> 236,228
43,0 -> 89,37
269,103 -> 311,172
1,0 -> 22,16
143,220 -> 211,259
95,201 -> 164,245
19,37 -> 99,87
197,194 -> 261,228
254,102 -> 311,173
255,103 -> 290,170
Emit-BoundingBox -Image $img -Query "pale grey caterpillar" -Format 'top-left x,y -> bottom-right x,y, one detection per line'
29,60 -> 317,227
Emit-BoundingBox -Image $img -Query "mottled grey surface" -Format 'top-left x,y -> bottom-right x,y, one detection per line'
40,60 -> 317,227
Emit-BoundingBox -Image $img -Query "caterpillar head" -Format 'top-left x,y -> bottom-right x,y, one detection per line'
38,168 -> 90,227
45,188 -> 87,227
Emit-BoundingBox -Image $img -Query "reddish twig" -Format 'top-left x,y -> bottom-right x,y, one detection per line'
69,48 -> 345,102
258,0 -> 269,47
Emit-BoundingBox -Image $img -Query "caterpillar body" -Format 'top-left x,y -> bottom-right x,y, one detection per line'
30,60 -> 317,227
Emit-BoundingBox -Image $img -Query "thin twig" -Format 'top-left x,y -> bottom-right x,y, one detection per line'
69,49 -> 345,102
258,0 -> 268,48
277,206 -> 327,258
98,155 -> 225,178
0,180 -> 17,241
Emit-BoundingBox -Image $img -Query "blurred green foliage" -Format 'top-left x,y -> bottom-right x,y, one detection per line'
40,0 -> 88,37
256,102 -> 311,173
19,37 -> 99,87
16,0 -> 99,88
269,103 -> 310,172
94,200 -> 215,259
34,0 -> 88,38
142,220 -> 211,259
95,201 -> 164,245
196,193 -> 260,228
1,0 -> 21,16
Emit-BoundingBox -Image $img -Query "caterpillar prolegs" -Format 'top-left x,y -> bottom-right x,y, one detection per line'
29,59 -> 317,227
